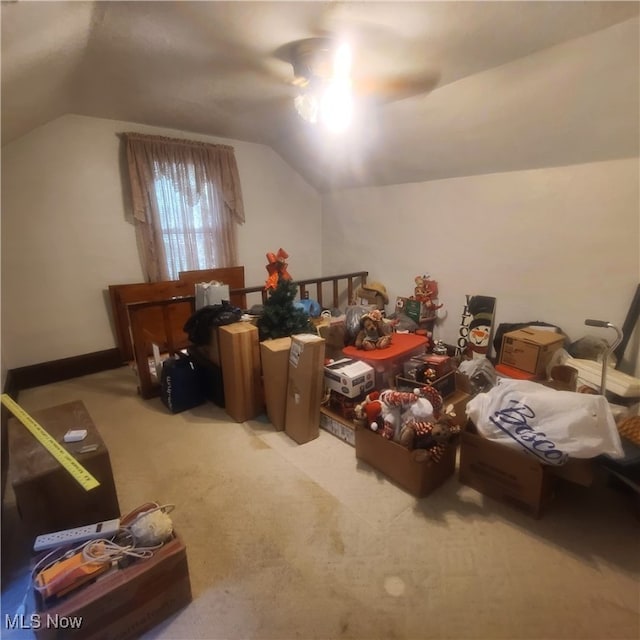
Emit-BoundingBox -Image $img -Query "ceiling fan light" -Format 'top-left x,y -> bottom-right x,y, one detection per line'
333,43 -> 352,79
294,92 -> 319,124
320,81 -> 353,133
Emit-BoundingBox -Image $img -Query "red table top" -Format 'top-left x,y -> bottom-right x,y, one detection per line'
343,332 -> 428,362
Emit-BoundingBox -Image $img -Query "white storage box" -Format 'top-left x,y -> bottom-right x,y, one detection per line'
324,358 -> 375,399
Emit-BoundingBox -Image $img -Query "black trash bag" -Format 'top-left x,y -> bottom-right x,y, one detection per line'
183,302 -> 242,345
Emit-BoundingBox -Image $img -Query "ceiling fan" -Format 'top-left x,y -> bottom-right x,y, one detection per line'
274,35 -> 440,133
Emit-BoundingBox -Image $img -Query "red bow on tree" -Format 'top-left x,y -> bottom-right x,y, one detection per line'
265,248 -> 292,290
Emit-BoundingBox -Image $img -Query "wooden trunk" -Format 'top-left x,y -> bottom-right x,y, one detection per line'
9,401 -> 120,536
35,534 -> 192,640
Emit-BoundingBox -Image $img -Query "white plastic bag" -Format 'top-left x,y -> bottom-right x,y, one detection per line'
195,281 -> 230,310
465,379 -> 623,464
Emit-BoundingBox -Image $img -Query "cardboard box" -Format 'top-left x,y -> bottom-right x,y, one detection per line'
316,320 -> 347,361
355,426 -> 458,497
8,401 -> 120,536
219,322 -> 263,422
320,407 -> 356,446
499,328 -> 564,378
324,358 -> 375,398
260,337 -> 292,430
459,422 -> 555,518
549,458 -> 595,487
35,534 -> 192,640
285,334 -> 326,444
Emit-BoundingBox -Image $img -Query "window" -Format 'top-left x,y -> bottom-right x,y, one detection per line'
153,166 -> 220,280
124,133 -> 245,282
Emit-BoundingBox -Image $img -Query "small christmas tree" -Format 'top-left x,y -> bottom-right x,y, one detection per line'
257,277 -> 315,341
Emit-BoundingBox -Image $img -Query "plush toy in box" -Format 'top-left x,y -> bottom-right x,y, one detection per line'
353,383 -> 460,464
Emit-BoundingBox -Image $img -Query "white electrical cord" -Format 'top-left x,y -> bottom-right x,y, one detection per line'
30,502 -> 176,598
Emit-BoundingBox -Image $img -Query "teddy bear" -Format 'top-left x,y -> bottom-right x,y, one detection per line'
355,309 -> 391,351
399,418 -> 461,463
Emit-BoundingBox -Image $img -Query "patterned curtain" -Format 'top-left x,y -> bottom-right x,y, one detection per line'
123,132 -> 245,281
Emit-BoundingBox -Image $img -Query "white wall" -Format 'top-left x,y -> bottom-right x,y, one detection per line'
322,158 -> 640,374
1,114 -> 321,369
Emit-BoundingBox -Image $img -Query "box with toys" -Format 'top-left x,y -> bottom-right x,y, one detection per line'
353,384 -> 460,497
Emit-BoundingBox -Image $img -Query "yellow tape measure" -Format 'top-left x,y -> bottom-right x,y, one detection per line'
1,394 -> 100,491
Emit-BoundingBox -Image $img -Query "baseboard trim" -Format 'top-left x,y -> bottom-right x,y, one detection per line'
2,349 -> 124,505
8,348 -> 124,391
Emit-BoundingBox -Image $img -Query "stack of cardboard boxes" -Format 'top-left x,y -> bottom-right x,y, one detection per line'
458,326 -> 594,518
257,332 -> 326,444
214,321 -> 596,518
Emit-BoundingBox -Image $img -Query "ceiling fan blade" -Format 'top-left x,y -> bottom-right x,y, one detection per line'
353,70 -> 441,103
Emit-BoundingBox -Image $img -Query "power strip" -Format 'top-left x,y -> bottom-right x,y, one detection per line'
33,518 -> 121,552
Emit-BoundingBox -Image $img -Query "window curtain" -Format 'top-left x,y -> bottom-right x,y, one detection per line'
123,132 -> 245,282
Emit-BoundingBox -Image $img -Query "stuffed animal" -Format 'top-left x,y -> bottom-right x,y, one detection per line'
413,384 -> 444,419
355,309 -> 391,351
400,393 -> 435,427
379,389 -> 419,439
353,391 -> 383,432
399,419 -> 461,463
413,275 -> 443,315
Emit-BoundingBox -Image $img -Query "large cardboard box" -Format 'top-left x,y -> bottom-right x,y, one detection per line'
355,427 -> 458,497
459,422 -> 555,518
499,328 -> 564,378
324,358 -> 375,398
260,337 -> 292,430
219,322 -> 263,422
8,401 -> 120,536
285,334 -> 326,444
315,319 -> 347,361
35,534 -> 191,640
320,407 -> 356,446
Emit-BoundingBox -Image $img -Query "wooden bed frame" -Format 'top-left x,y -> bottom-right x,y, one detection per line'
108,268 -> 368,399
108,267 -> 246,363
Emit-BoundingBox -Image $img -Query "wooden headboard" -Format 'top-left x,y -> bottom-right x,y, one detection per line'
109,266 -> 245,362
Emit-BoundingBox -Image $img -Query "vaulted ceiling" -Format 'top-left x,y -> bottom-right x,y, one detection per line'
2,1 -> 639,191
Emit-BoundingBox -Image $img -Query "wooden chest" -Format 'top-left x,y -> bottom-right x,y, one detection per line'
35,533 -> 192,640
9,400 -> 120,536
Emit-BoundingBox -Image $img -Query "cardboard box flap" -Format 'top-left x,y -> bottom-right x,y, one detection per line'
504,328 -> 564,347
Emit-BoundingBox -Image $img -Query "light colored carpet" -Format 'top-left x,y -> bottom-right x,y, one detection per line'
1,366 -> 639,640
